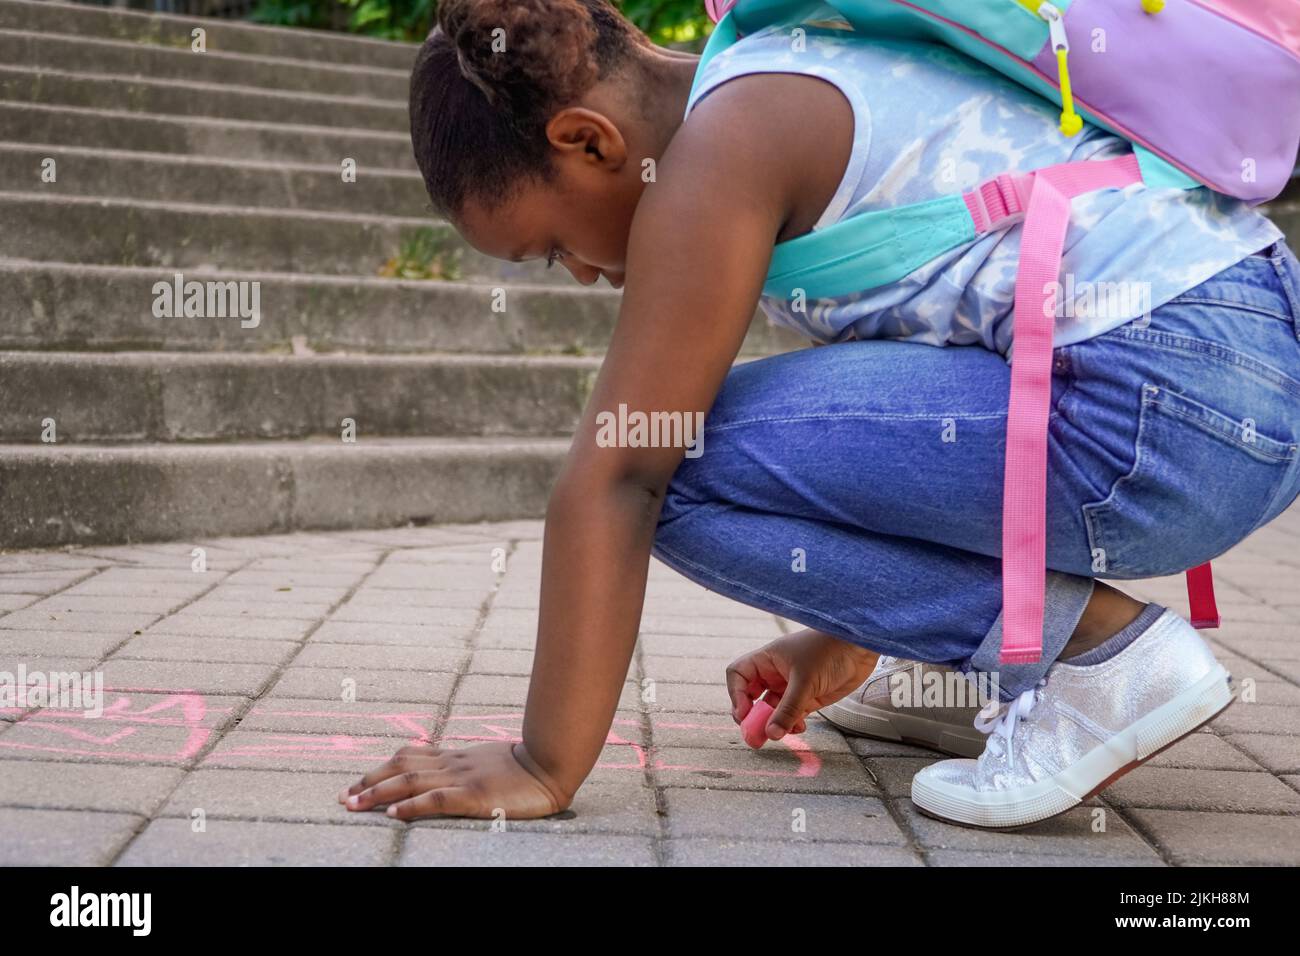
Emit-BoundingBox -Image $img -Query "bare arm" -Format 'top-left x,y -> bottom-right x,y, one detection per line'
343,73 -> 853,818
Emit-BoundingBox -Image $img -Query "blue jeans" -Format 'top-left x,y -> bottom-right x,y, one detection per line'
653,241 -> 1300,698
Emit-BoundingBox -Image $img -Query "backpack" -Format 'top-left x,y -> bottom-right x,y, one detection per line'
696,0 -> 1300,664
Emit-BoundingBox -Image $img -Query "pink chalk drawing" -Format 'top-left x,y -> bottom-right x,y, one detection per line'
0,692 -> 823,779
0,689 -> 231,763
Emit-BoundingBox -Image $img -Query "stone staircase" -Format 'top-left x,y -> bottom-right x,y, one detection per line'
0,0 -> 796,549
1,0 -> 1295,551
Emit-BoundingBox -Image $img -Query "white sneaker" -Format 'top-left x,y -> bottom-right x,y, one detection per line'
910,609 -> 1234,829
820,656 -> 988,758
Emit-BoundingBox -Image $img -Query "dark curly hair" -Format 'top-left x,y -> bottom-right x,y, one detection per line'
410,0 -> 650,220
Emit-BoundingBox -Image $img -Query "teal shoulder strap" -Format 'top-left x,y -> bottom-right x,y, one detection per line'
690,5 -> 1198,303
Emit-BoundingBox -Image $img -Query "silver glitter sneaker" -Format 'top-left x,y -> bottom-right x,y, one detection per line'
820,656 -> 988,758
911,609 -> 1234,829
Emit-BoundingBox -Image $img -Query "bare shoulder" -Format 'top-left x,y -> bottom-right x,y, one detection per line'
664,70 -> 855,241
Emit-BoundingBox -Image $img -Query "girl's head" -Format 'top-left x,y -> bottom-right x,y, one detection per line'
411,0 -> 682,288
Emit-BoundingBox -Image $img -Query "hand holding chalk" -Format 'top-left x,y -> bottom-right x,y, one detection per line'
741,698 -> 776,749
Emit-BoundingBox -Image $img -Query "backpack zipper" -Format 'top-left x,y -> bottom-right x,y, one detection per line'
1033,2 -> 1083,136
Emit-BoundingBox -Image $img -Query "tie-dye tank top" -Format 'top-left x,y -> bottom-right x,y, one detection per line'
683,7 -> 1283,355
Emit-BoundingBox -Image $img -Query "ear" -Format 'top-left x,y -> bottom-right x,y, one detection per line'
545,107 -> 628,171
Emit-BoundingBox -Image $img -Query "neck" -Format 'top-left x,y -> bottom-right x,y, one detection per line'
639,47 -> 702,162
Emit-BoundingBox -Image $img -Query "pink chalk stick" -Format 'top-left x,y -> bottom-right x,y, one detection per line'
741,699 -> 775,749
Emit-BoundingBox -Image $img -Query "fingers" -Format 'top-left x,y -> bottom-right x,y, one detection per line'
338,745 -> 445,803
725,662 -> 761,723
345,769 -> 459,812
725,648 -> 791,723
388,787 -> 480,821
766,673 -> 812,740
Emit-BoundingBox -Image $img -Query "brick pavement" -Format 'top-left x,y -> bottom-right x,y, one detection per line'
1,512 -> 1297,866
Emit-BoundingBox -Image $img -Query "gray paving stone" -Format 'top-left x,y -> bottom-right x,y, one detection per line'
148,613 -> 315,641
663,838 -> 922,867
846,734 -> 942,758
0,690 -> 246,766
1212,703 -> 1300,735
468,648 -> 534,675
0,653 -> 103,677
20,594 -> 181,615
861,757 -> 941,798
110,633 -> 299,665
327,603 -> 480,627
637,633 -> 756,660
291,642 -> 467,671
409,779 -> 660,836
179,598 -> 333,620
0,593 -> 38,611
223,569 -> 370,589
366,566 -> 501,591
267,666 -> 455,704
1128,809 -> 1300,865
0,574 -> 91,594
0,759 -> 183,814
1146,730 -> 1262,771
99,658 -> 278,696
202,584 -> 351,605
1222,733 -> 1300,773
648,711 -> 852,754
159,768 -> 401,826
400,829 -> 657,866
662,788 -> 906,844
474,628 -> 536,650
309,621 -> 472,647
239,697 -> 444,738
897,804 -> 1161,860
925,850 -> 1165,867
641,654 -> 732,685
0,808 -> 143,866
453,674 -> 641,710
343,588 -> 489,609
0,608 -> 161,633
201,730 -> 434,773
1104,766 -> 1300,813
117,818 -> 399,866
651,748 -> 876,795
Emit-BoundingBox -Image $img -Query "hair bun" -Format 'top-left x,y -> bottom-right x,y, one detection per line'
437,0 -> 601,115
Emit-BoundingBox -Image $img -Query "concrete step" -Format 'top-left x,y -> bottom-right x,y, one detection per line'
0,28 -> 408,99
0,0 -> 417,70
0,436 -> 567,548
0,259 -> 804,358
0,64 -> 407,131
0,351 -> 597,442
0,193 -> 498,279
0,142 -> 427,216
0,101 -> 416,167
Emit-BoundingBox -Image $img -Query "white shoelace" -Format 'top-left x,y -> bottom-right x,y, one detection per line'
974,680 -> 1046,755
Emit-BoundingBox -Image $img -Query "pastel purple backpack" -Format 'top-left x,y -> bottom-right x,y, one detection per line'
697,0 -> 1300,663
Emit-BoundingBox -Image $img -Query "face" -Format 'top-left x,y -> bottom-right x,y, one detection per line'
456,106 -> 647,290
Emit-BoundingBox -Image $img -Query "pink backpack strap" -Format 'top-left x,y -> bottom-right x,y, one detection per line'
705,0 -> 738,23
964,152 -> 1218,664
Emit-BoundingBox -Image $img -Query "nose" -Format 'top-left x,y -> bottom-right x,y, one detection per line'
561,259 -> 601,287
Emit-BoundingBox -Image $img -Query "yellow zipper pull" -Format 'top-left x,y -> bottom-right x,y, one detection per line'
1039,2 -> 1082,137
1142,0 -> 1165,13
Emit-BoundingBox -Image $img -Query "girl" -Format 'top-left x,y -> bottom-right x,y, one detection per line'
339,0 -> 1299,828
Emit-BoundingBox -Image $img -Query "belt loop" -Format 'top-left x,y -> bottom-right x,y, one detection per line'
1269,241 -> 1300,342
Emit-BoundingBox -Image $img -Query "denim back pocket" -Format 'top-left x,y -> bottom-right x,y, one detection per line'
1081,383 -> 1299,578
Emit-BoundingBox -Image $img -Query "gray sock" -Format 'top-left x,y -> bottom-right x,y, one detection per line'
1061,602 -> 1166,666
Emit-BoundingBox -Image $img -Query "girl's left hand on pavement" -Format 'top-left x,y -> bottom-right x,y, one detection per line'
339,741 -> 570,821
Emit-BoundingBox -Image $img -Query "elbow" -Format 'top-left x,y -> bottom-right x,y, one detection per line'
546,466 -> 668,529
